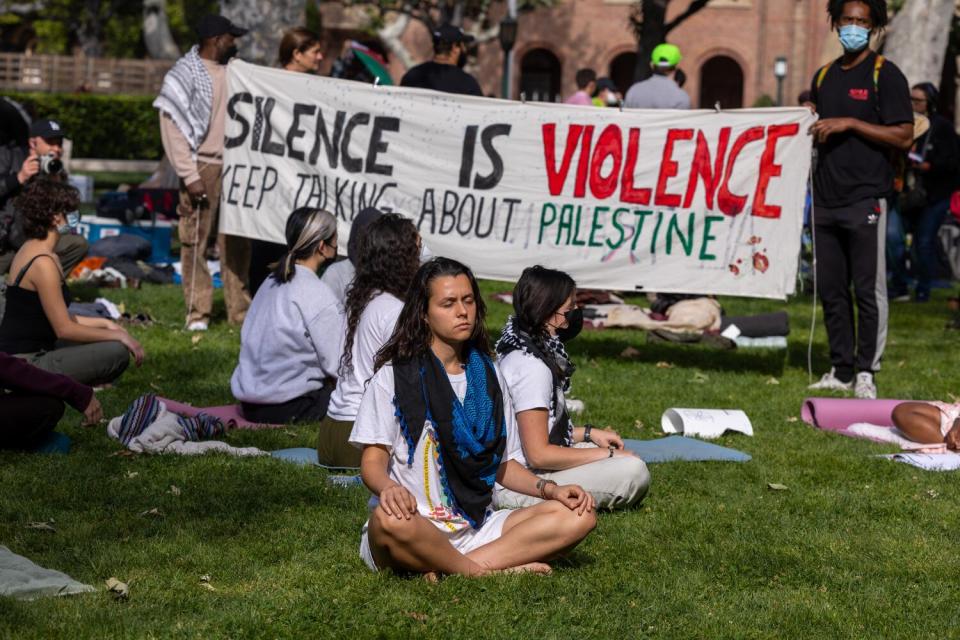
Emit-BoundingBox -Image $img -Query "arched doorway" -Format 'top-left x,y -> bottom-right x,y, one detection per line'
609,51 -> 638,96
699,55 -> 744,109
520,48 -> 561,102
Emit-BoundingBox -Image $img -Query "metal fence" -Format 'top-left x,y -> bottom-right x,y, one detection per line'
0,53 -> 173,95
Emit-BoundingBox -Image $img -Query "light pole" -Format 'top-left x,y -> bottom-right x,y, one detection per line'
774,56 -> 788,106
499,15 -> 518,99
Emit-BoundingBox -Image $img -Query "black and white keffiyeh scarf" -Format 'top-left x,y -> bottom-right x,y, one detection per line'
152,46 -> 214,153
496,316 -> 575,447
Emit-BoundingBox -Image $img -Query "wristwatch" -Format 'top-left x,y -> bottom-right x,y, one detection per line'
583,424 -> 594,444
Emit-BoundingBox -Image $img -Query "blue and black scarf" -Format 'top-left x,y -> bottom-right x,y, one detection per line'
393,347 -> 506,529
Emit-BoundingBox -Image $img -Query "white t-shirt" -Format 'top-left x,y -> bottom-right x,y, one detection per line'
349,362 -> 523,534
231,265 -> 345,404
498,350 -> 572,467
326,292 -> 404,422
320,259 -> 355,305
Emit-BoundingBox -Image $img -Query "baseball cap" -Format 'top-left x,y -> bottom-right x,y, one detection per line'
29,119 -> 66,139
651,43 -> 682,68
595,77 -> 617,93
196,14 -> 248,39
433,23 -> 475,45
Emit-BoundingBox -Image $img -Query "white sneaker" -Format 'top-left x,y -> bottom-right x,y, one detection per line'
808,368 -> 853,392
186,321 -> 208,332
854,372 -> 877,399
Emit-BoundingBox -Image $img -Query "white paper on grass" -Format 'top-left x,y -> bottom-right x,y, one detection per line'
661,408 -> 753,439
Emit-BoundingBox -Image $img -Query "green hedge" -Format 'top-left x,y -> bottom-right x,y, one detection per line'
1,92 -> 161,160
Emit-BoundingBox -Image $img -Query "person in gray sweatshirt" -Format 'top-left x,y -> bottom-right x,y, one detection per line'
231,208 -> 344,424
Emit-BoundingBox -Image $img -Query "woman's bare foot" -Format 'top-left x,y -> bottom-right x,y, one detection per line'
499,562 -> 552,576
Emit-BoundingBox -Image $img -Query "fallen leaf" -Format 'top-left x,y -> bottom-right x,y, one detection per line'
200,574 -> 211,582
897,361 -> 906,369
405,612 -> 428,623
25,520 -> 56,532
655,361 -> 675,369
926,489 -> 939,499
620,346 -> 642,359
139,508 -> 163,518
126,471 -> 139,479
200,582 -> 216,591
634,419 -> 645,430
191,334 -> 203,345
767,483 -> 789,491
169,485 -> 181,496
284,430 -> 297,438
105,577 -> 129,600
690,372 -> 709,383
765,378 -> 780,385
109,450 -> 136,458
786,416 -> 799,423
149,382 -> 162,392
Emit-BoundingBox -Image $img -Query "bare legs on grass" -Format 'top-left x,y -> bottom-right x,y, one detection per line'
367,500 -> 596,578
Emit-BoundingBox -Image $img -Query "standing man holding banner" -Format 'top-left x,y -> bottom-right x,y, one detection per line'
154,14 -> 252,331
400,24 -> 482,96
807,0 -> 912,399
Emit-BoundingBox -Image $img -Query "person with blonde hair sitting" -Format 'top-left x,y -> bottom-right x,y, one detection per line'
231,207 -> 344,424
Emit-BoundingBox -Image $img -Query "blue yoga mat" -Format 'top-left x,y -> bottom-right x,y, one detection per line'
32,432 -> 71,455
272,448 -> 360,471
624,436 -> 751,463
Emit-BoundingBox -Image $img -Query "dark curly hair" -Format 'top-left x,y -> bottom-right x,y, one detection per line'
13,177 -> 80,240
374,257 -> 491,372
339,213 -> 420,375
827,0 -> 887,30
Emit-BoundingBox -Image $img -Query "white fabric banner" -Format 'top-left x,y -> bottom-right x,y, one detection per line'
221,60 -> 816,299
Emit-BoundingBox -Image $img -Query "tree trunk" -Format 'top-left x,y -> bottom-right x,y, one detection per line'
632,0 -> 668,83
883,0 -> 955,87
143,0 -> 181,60
219,0 -> 307,65
378,13 -> 416,70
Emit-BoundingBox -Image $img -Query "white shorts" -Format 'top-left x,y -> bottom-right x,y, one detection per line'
359,508 -> 514,572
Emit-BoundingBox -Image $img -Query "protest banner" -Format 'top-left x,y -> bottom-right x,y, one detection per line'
221,60 -> 816,299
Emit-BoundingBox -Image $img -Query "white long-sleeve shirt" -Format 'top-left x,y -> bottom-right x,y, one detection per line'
231,265 -> 345,404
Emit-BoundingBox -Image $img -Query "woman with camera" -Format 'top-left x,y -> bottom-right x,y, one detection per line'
0,177 -> 143,385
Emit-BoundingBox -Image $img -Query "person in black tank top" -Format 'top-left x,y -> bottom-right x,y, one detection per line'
0,178 -> 144,385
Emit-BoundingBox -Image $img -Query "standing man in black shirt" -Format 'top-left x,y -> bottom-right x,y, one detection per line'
808,0 -> 913,399
400,24 -> 482,96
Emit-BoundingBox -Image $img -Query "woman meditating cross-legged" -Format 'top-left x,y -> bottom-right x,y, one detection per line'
350,258 -> 596,576
892,402 -> 960,450
494,266 -> 650,510
0,178 -> 142,386
231,207 -> 344,424
320,214 -> 422,467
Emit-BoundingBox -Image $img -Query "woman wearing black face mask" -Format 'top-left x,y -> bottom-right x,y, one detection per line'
494,265 -> 650,510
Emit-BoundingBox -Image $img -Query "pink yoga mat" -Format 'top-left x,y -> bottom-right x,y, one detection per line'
801,397 -> 916,431
158,397 -> 283,430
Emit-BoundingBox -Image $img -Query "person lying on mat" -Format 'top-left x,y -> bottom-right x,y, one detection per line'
494,266 -> 650,510
0,178 -> 142,386
892,402 -> 960,450
350,257 -> 596,576
0,350 -> 102,450
321,214 -> 422,467
231,207 -> 344,424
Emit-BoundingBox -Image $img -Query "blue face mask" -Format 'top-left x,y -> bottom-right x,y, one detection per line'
839,25 -> 870,53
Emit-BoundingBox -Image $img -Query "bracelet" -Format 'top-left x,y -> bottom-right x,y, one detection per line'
584,424 -> 594,444
608,447 -> 614,458
536,478 -> 558,500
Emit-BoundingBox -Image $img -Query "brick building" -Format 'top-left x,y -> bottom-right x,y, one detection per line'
322,0 -> 840,108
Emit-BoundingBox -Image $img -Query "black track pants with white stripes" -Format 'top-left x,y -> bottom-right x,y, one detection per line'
813,197 -> 889,382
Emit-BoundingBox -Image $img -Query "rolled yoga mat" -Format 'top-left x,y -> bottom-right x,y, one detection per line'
158,397 -> 283,430
800,398 -> 922,432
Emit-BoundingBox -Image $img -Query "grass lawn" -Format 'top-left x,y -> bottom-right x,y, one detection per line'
2,280 -> 959,638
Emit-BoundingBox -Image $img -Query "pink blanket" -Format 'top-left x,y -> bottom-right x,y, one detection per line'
158,397 -> 283,430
